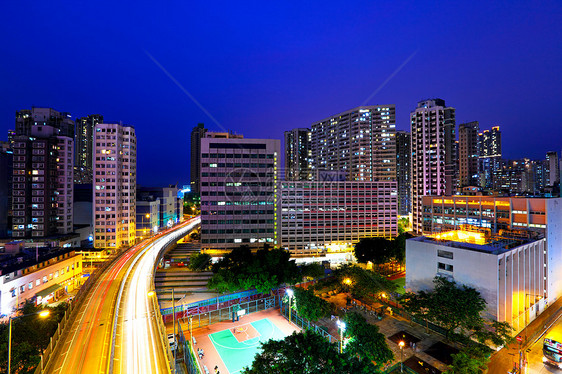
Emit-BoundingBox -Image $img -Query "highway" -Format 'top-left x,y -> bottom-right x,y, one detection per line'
44,217 -> 200,374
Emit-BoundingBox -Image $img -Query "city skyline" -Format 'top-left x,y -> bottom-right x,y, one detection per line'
1,1 -> 561,186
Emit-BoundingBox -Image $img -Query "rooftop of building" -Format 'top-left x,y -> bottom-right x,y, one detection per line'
0,247 -> 78,276
412,228 -> 543,255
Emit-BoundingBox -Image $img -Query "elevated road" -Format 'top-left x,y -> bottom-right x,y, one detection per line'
44,218 -> 200,374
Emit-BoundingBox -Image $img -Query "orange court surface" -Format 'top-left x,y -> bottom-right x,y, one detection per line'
182,309 -> 300,374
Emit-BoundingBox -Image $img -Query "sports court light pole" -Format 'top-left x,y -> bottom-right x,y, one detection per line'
285,289 -> 294,324
399,341 -> 405,373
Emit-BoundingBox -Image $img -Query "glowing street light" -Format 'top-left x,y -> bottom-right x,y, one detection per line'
286,289 -> 294,324
399,341 -> 405,373
9,310 -> 50,374
343,277 -> 352,286
336,320 -> 346,354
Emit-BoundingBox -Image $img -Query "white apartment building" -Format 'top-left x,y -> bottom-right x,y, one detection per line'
93,123 -> 137,249
280,181 -> 398,253
410,99 -> 456,233
200,138 -> 279,249
0,250 -> 82,315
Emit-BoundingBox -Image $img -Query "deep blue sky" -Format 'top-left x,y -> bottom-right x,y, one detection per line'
1,1 -> 561,186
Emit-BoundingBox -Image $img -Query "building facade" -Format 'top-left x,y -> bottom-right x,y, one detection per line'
190,123 -> 207,195
458,121 -> 479,187
93,123 -> 137,249
137,186 -> 182,229
12,125 -> 74,238
477,126 -> 502,189
396,131 -> 411,215
410,99 -> 456,233
0,249 -> 82,315
546,151 -> 560,187
75,114 -> 103,183
200,138 -> 279,249
280,181 -> 397,253
284,128 -> 312,181
420,195 -> 562,304
15,107 -> 74,138
311,106 -> 396,181
406,233 -> 547,332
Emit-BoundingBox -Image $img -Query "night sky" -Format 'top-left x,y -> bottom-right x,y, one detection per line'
1,1 -> 561,186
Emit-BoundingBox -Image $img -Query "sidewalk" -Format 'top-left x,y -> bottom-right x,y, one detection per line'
487,296 -> 562,374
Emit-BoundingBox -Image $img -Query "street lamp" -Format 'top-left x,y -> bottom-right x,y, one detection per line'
8,309 -> 50,374
285,289 -> 294,324
336,320 -> 346,354
399,341 -> 405,373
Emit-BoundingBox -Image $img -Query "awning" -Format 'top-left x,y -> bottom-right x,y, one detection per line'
35,283 -> 63,298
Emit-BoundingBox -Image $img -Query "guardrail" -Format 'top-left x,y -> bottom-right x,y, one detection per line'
35,243 -> 134,373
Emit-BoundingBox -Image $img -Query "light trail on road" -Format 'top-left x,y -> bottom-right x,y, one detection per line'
44,217 -> 200,374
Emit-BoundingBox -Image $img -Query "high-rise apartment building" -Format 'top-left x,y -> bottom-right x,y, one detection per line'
284,128 -> 312,181
200,138 -> 279,249
458,121 -> 479,187
75,114 -> 103,183
395,131 -> 411,215
12,125 -> 74,238
546,151 -> 560,187
477,126 -> 502,189
311,106 -> 396,181
93,123 -> 137,249
190,124 -> 207,195
16,107 -> 74,138
410,99 -> 456,233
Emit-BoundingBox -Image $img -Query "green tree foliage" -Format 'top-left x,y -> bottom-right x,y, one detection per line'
292,287 -> 331,322
400,277 -> 512,345
208,246 -> 300,294
241,330 -> 380,374
354,234 -> 412,265
299,263 -> 325,280
444,344 -> 491,374
188,252 -> 212,271
344,312 -> 393,368
0,302 -> 68,374
334,265 -> 396,299
398,217 -> 410,234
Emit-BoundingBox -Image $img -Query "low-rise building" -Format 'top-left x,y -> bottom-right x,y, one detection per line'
0,248 -> 82,315
406,230 -> 546,333
280,181 -> 397,253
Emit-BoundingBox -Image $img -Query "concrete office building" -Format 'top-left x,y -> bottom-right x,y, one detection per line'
420,195 -> 562,305
284,128 -> 313,181
458,121 -> 479,187
396,131 -> 411,215
406,231 -> 547,332
135,198 -> 159,239
0,144 -> 13,238
75,114 -> 103,184
93,123 -> 136,249
280,181 -> 397,253
200,138 -> 279,249
190,124 -> 243,194
16,108 -> 74,138
12,125 -> 74,238
410,99 -> 456,233
137,186 -> 183,229
311,106 -> 396,181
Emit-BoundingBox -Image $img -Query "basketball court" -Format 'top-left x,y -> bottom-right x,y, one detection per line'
184,309 -> 299,374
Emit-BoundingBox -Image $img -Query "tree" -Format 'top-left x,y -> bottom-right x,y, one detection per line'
333,265 -> 396,299
292,287 -> 331,322
299,263 -> 325,280
241,330 -> 380,374
344,312 -> 393,369
208,246 -> 300,294
0,302 -> 68,374
444,344 -> 491,374
188,252 -> 211,271
400,277 -> 512,345
354,238 -> 393,265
